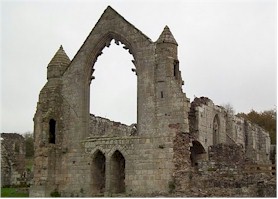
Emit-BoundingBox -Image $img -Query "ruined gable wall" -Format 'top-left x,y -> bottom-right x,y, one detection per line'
56,9 -> 192,196
53,12 -> 159,197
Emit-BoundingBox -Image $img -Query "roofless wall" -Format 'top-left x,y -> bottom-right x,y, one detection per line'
31,6 -> 190,197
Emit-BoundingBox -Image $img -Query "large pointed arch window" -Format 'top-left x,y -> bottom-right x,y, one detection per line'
90,39 -> 136,125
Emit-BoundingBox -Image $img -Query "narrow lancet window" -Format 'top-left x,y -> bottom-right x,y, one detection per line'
173,60 -> 179,78
49,119 -> 56,144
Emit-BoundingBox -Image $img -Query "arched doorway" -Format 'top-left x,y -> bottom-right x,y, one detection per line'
213,114 -> 220,145
110,150 -> 125,193
190,140 -> 206,167
91,150 -> 106,195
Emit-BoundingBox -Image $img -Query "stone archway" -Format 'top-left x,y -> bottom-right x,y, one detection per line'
91,150 -> 106,195
110,150 -> 125,194
62,6 -> 155,138
190,140 -> 206,166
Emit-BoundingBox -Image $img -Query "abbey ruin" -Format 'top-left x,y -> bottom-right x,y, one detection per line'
30,6 -> 275,197
1,133 -> 26,187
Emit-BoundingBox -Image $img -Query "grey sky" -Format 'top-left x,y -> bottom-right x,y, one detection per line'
1,0 -> 276,134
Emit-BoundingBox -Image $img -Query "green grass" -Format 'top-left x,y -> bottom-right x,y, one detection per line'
1,188 -> 29,197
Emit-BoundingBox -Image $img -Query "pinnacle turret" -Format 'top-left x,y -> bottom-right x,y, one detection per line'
47,45 -> 71,79
48,45 -> 70,68
156,26 -> 178,45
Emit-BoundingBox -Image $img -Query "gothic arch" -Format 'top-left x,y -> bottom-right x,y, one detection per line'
107,145 -> 128,159
110,150 -> 125,193
90,146 -> 106,157
86,31 -> 138,79
91,149 -> 106,195
190,140 -> 206,166
62,6 -> 155,139
68,7 -> 152,84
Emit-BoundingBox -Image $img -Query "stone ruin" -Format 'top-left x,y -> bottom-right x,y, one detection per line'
30,6 -> 275,197
1,133 -> 26,187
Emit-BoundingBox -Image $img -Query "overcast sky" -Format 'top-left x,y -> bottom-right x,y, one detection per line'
1,0 -> 276,134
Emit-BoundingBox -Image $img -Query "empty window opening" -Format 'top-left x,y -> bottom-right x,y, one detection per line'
110,150 -> 125,194
213,115 -> 220,145
49,119 -> 56,144
91,150 -> 106,195
173,60 -> 179,78
160,91 -> 164,98
90,39 -> 136,125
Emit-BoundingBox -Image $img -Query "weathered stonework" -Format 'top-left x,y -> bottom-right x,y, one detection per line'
1,133 -> 26,187
31,6 -> 275,197
189,96 -> 271,165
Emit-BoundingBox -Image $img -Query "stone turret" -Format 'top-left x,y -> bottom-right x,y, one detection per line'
47,45 -> 70,79
156,25 -> 182,85
156,25 -> 178,45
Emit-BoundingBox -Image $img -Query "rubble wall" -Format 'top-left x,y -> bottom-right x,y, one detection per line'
178,144 -> 276,197
1,133 -> 26,187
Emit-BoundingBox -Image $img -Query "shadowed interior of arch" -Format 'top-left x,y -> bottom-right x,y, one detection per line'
190,140 -> 206,166
91,150 -> 106,195
110,150 -> 125,193
90,39 -> 137,125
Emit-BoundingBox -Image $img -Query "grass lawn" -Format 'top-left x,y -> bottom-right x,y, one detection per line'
1,187 -> 29,197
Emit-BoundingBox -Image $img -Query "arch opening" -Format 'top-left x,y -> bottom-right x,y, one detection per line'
190,140 -> 206,167
90,39 -> 137,125
110,150 -> 125,193
91,150 -> 106,195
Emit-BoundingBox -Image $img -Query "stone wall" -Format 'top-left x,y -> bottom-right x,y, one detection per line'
1,133 -> 26,187
30,6 -> 274,197
244,120 -> 271,163
177,144 -> 276,197
31,6 -> 190,197
89,114 -> 136,137
189,97 -> 227,152
189,96 -> 271,164
77,116 -> 178,196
